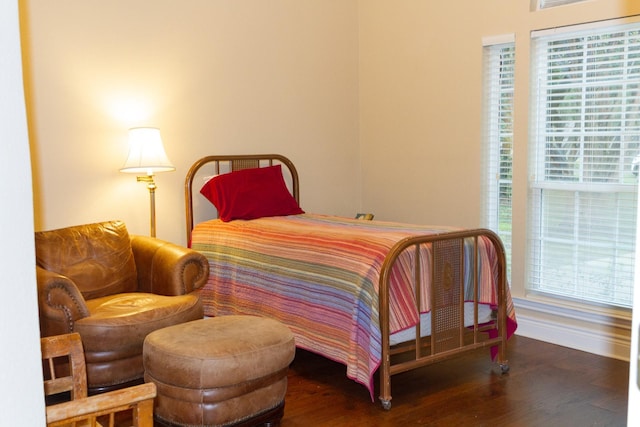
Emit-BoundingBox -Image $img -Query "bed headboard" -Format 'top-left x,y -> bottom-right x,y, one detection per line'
184,154 -> 300,243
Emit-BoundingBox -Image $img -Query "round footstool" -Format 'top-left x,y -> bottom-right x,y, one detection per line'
143,316 -> 295,427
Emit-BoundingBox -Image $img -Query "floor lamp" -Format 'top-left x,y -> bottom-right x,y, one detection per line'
120,127 -> 175,237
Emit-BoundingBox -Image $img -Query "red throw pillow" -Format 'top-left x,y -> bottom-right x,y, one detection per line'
200,164 -> 304,222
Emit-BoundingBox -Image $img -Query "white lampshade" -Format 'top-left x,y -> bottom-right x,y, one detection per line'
120,127 -> 175,175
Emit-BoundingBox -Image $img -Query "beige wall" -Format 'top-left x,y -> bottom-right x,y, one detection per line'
23,0 -> 638,247
21,0 -> 360,245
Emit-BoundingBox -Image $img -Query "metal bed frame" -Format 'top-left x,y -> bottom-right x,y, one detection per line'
185,154 -> 509,409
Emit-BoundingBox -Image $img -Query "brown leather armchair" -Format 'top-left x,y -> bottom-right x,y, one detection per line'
35,220 -> 209,394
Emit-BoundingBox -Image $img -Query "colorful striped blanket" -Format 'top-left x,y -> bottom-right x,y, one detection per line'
191,214 -> 517,398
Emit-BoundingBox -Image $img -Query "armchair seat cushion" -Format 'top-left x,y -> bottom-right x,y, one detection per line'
76,292 -> 203,389
82,292 -> 200,323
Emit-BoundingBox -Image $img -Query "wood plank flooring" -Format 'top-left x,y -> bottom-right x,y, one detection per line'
280,335 -> 629,427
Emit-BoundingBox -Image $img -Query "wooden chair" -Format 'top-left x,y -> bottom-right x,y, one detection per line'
41,333 -> 156,427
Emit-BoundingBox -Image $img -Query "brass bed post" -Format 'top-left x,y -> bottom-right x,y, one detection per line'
477,230 -> 509,371
429,240 -> 436,357
490,231 -> 510,370
185,156 -> 217,245
378,249 -> 393,410
414,244 -> 422,360
474,236 -> 480,344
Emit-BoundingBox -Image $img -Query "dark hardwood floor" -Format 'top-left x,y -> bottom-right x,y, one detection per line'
281,335 -> 629,427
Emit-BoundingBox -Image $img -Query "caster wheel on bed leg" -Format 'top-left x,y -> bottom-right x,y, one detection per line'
380,399 -> 392,410
499,362 -> 510,374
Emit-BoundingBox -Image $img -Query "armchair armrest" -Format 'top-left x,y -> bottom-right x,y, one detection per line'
36,266 -> 90,336
130,235 -> 209,295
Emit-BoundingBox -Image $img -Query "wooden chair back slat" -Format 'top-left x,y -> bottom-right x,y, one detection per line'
41,333 -> 156,427
41,333 -> 87,400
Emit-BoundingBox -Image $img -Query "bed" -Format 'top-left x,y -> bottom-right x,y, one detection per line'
185,154 -> 517,410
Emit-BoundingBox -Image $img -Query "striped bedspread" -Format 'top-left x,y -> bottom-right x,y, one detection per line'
191,214 -> 517,398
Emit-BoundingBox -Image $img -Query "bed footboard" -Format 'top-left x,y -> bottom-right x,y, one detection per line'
377,228 -> 509,410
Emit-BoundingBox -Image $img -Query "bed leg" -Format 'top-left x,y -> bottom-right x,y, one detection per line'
379,372 -> 392,410
379,397 -> 392,411
499,361 -> 510,374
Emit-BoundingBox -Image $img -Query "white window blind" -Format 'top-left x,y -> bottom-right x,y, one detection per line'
482,39 -> 515,282
529,20 -> 640,307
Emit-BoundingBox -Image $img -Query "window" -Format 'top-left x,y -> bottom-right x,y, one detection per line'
529,20 -> 640,308
482,37 -> 515,281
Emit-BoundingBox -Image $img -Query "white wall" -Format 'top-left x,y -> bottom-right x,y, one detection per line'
0,1 -> 45,425
21,0 -> 361,246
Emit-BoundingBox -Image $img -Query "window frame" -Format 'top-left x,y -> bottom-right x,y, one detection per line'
527,18 -> 640,309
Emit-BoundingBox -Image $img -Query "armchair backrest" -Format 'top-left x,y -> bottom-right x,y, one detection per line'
35,220 -> 138,300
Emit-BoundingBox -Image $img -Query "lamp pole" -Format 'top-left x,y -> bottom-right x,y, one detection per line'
137,175 -> 157,237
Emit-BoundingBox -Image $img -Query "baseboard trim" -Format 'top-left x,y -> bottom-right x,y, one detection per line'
512,297 -> 632,361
